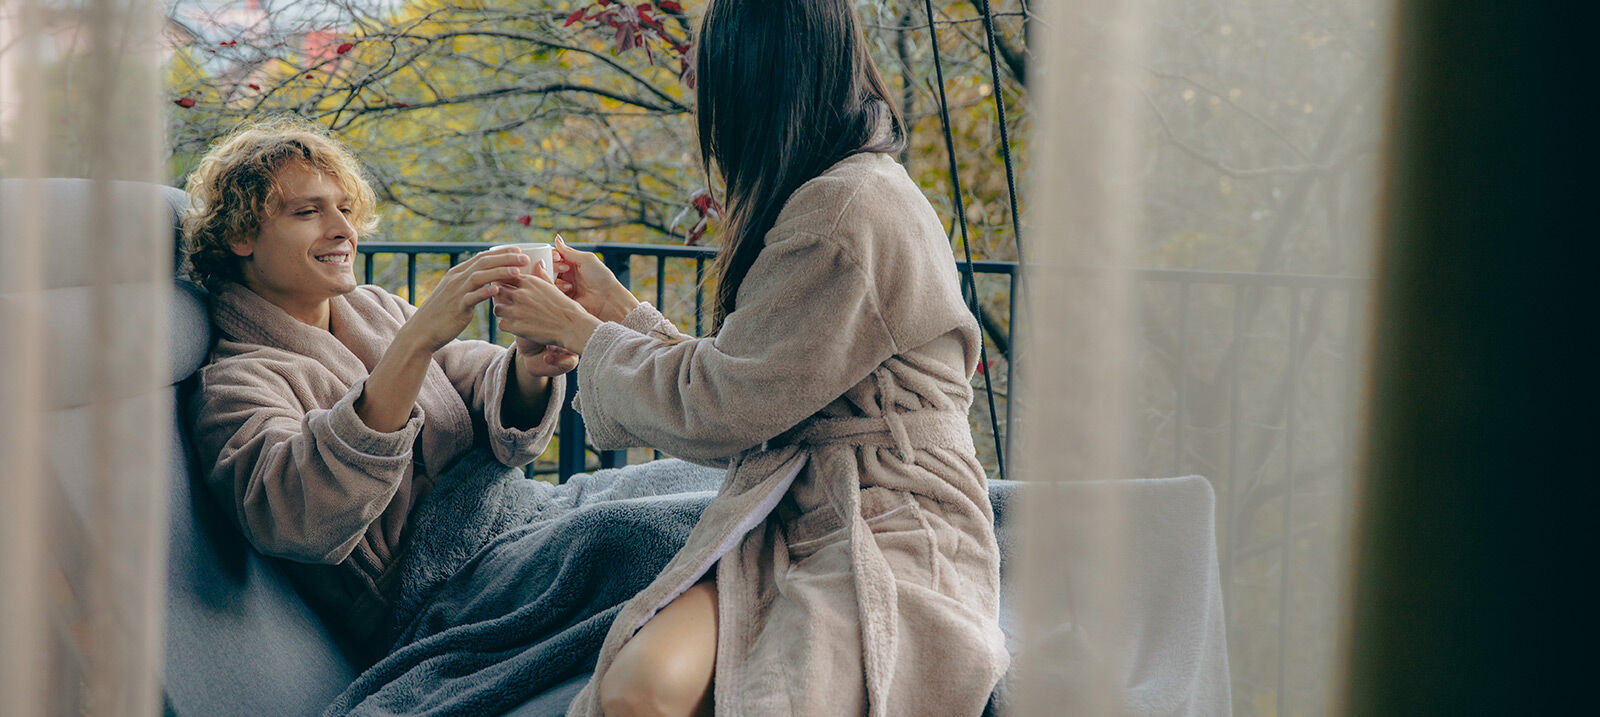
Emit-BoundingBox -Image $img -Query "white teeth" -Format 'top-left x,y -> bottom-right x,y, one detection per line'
316,254 -> 348,264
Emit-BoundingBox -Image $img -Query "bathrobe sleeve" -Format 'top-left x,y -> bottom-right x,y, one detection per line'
574,170 -> 976,462
574,231 -> 901,461
195,352 -> 424,565
376,289 -> 563,467
434,340 -> 563,467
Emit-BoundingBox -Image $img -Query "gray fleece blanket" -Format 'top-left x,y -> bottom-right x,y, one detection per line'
325,455 -> 1227,716
325,454 -> 726,716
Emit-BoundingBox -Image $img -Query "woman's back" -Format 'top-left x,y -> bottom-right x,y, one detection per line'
566,149 -> 1006,716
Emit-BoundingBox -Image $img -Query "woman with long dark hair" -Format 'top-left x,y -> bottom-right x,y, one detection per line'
492,0 -> 1008,713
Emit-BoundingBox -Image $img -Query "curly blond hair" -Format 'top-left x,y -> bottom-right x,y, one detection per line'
182,117 -> 378,290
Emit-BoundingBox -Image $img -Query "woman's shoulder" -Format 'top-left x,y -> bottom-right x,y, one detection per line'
768,152 -> 930,244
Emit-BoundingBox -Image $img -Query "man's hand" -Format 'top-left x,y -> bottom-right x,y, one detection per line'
400,245 -> 528,353
358,247 -> 526,433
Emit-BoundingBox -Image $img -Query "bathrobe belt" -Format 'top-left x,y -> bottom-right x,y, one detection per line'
767,373 -> 976,715
781,409 -> 975,456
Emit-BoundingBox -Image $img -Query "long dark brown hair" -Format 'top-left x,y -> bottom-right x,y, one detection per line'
696,0 -> 906,332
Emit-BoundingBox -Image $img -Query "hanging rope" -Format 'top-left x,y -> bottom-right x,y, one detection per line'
920,0 -> 1006,480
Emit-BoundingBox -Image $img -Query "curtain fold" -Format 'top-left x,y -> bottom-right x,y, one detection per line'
1013,0 -> 1148,713
1,0 -> 169,714
1017,0 -> 1388,714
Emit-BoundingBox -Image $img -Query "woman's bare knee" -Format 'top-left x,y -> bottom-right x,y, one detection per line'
599,581 -> 719,717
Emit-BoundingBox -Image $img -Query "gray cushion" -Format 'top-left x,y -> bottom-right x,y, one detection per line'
0,178 -> 188,288
164,379 -> 361,716
0,179 -> 206,409
170,279 -> 212,383
0,281 -> 210,410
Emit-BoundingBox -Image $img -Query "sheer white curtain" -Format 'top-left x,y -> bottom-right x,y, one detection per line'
0,0 -> 169,714
1016,0 -> 1388,714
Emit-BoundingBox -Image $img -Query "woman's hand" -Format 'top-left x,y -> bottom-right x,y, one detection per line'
513,336 -> 579,376
493,265 -> 603,353
552,235 -> 640,324
400,245 -> 528,353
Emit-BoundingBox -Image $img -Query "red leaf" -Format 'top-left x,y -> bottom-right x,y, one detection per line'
690,190 -> 723,216
679,54 -> 696,88
686,216 -> 708,245
597,0 -> 610,5
336,42 -> 354,54
393,102 -> 411,108
659,0 -> 683,12
173,97 -> 197,108
517,215 -> 533,227
636,3 -> 652,13
564,8 -> 585,26
247,83 -> 260,90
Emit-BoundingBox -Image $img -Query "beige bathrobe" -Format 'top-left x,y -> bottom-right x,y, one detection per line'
569,152 -> 1009,715
192,284 -> 562,655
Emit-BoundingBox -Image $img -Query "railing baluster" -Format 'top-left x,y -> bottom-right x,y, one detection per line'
603,250 -> 632,292
364,252 -> 374,284
1175,281 -> 1190,474
1223,283 -> 1245,664
695,257 -> 705,335
405,253 -> 416,304
1278,287 -> 1303,716
655,256 -> 666,312
559,377 -> 584,482
576,250 -> 634,473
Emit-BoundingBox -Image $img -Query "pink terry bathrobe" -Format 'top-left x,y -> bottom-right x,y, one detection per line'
568,152 -> 1009,715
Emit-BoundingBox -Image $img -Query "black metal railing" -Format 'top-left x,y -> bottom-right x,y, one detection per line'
359,241 -> 1018,482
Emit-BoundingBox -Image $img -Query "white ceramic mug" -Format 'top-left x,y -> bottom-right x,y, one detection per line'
506,242 -> 554,279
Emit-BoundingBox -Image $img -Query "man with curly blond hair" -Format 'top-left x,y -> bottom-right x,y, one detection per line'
184,117 -> 577,658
